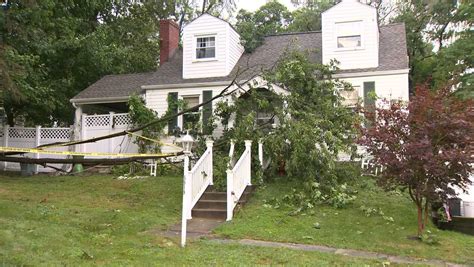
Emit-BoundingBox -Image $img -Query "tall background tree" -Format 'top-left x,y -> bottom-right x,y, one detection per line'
0,0 -> 235,127
235,0 -> 293,52
0,0 -> 175,126
287,0 -> 334,32
391,0 -> 473,97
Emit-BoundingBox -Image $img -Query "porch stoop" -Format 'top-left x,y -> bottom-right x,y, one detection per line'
191,185 -> 255,220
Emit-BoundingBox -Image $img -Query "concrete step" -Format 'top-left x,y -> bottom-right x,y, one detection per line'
192,208 -> 227,219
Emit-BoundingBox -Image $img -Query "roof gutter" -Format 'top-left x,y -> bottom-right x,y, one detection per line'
141,80 -> 233,90
70,96 -> 130,105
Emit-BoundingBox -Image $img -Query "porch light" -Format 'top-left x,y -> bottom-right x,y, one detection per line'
179,131 -> 195,154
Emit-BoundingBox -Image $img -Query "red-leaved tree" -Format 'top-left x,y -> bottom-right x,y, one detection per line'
359,84 -> 473,236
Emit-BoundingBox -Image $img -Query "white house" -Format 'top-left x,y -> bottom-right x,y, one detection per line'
70,0 -> 409,142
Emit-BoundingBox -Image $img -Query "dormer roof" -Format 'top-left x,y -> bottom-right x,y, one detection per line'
323,0 -> 376,14
185,13 -> 240,34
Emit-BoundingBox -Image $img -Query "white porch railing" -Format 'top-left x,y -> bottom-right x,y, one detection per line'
181,140 -> 213,247
226,140 -> 252,221
228,139 -> 235,168
183,140 -> 214,219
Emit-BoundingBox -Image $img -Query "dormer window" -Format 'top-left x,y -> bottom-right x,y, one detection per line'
335,20 -> 363,50
196,36 -> 216,59
337,35 -> 361,48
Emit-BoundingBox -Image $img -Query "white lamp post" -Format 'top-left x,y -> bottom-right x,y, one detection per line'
179,131 -> 194,247
180,131 -> 195,155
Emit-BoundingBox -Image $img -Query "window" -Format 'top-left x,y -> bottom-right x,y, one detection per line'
336,20 -> 362,49
340,86 -> 360,107
183,96 -> 199,112
256,111 -> 274,126
363,82 -> 376,126
337,35 -> 361,48
182,96 -> 200,132
196,36 -> 215,59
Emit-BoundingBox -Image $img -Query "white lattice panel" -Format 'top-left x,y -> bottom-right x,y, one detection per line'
113,114 -> 132,126
8,128 -> 36,139
84,115 -> 110,128
40,128 -> 71,140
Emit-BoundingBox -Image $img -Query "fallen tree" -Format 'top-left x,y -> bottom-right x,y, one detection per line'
0,69 -> 257,159
0,153 -> 183,165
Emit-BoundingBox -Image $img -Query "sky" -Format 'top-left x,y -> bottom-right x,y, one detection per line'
235,0 -> 297,12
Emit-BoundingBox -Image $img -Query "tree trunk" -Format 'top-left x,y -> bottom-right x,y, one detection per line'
417,203 -> 424,237
423,199 -> 430,231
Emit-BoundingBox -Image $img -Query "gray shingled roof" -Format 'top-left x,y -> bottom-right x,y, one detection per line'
72,72 -> 154,102
72,23 -> 408,102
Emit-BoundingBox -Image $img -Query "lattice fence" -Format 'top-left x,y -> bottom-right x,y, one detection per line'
81,113 -> 138,157
85,114 -> 110,128
113,113 -> 132,127
83,113 -> 132,129
1,126 -> 73,173
41,128 -> 72,140
8,127 -> 36,139
0,113 -> 146,173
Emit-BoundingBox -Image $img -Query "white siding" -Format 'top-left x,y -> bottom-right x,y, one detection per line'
145,85 -> 237,137
144,77 -> 288,138
340,71 -> 410,106
322,0 -> 379,70
227,25 -> 245,74
182,14 -> 243,79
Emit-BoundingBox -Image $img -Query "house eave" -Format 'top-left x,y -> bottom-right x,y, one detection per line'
142,80 -> 234,90
333,69 -> 410,79
70,96 -> 130,105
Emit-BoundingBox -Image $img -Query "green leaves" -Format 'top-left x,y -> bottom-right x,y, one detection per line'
213,49 -> 358,210
1,0 -> 164,126
234,0 -> 336,53
392,0 -> 473,95
128,94 -> 165,153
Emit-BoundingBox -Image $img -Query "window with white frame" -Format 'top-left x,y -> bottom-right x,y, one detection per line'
196,36 -> 216,59
340,86 -> 360,107
336,21 -> 362,49
256,111 -> 274,126
338,35 -> 361,48
182,95 -> 200,131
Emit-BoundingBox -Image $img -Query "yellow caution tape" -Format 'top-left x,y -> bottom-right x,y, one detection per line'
126,131 -> 183,150
38,132 -> 181,151
126,131 -> 162,144
0,146 -> 177,158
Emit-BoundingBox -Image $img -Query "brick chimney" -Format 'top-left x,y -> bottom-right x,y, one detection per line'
159,19 -> 179,65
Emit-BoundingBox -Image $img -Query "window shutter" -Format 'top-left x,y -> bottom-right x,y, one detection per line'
202,90 -> 213,135
167,92 -> 178,135
363,82 -> 376,126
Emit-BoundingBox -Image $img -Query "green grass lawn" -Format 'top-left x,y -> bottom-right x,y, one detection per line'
0,173 -> 389,266
214,177 -> 474,264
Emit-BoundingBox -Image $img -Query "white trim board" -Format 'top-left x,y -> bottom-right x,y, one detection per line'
334,69 -> 409,79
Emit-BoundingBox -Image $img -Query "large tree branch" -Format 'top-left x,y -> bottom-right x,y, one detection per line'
0,154 -> 182,165
1,69 -> 259,159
